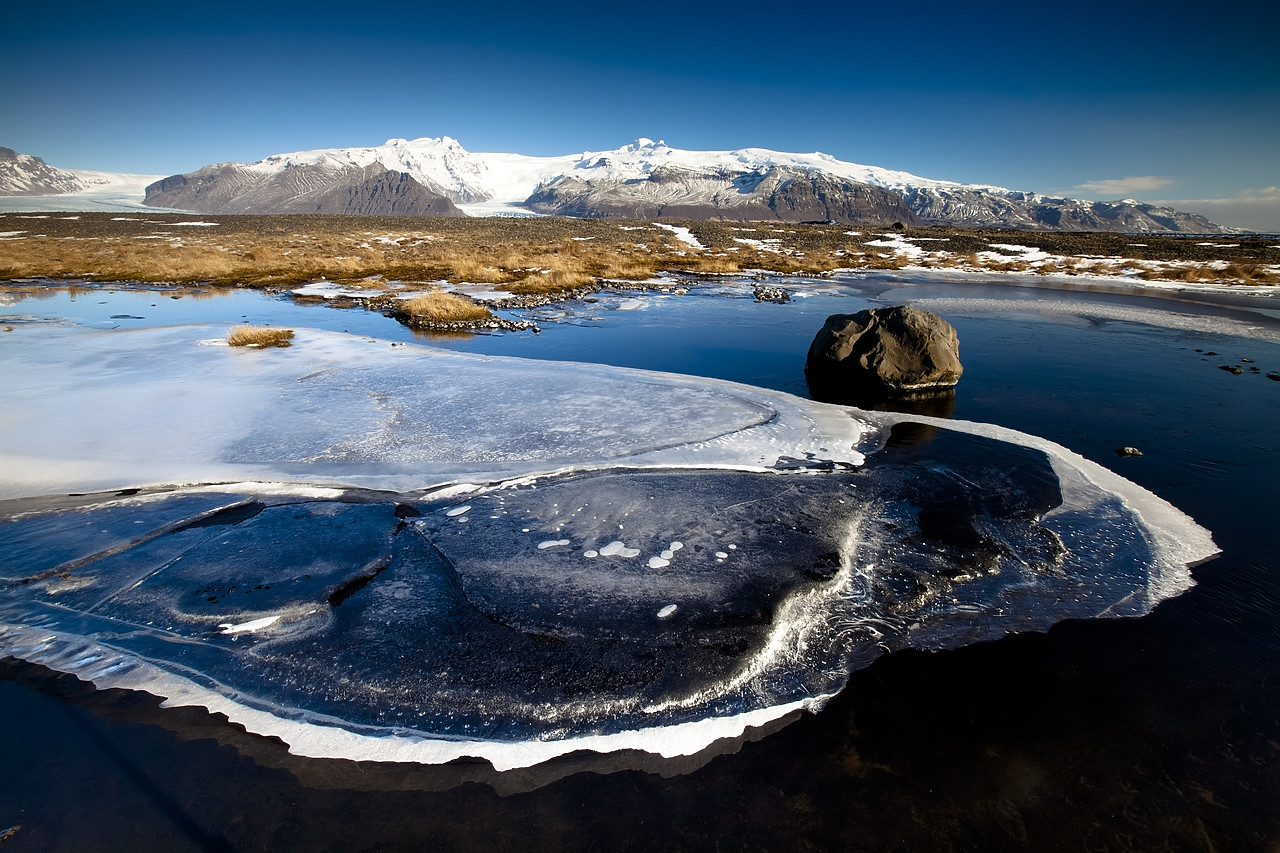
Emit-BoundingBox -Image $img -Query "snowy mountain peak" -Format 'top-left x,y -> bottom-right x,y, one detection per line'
221,136 -> 993,209
1,147 -> 85,195
129,136 -> 1233,233
625,138 -> 667,151
384,136 -> 466,151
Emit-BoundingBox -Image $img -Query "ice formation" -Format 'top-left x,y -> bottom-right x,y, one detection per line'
0,322 -> 1217,771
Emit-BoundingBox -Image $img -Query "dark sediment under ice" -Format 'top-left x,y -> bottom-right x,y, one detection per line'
0,426 -> 1198,768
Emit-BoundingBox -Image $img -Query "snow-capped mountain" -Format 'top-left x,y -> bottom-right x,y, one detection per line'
144,162 -> 464,217
0,147 -> 86,195
0,147 -> 164,213
0,138 -> 1225,232
145,136 -> 977,213
141,137 -> 1228,232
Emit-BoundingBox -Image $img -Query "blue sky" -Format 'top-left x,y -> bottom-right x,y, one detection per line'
4,0 -> 1279,228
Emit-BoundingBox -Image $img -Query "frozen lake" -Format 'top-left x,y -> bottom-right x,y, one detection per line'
2,272 -> 1279,849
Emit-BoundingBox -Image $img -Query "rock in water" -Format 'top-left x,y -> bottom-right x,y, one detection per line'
805,306 -> 963,401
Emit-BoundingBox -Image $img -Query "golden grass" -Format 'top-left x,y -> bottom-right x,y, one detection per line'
1137,262 -> 1280,285
596,258 -> 659,280
501,268 -> 597,294
1222,262 -> 1280,284
227,325 -> 295,348
399,291 -> 493,323
1,214 -> 1273,291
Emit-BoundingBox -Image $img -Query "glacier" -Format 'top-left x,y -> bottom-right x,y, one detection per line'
0,321 -> 1217,771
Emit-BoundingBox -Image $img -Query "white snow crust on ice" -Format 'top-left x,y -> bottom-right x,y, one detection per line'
0,323 -> 867,500
862,410 -> 1215,601
905,297 -> 1280,343
0,619 -> 831,771
290,282 -> 378,300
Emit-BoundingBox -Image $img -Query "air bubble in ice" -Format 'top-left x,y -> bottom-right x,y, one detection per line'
219,615 -> 281,635
599,540 -> 640,558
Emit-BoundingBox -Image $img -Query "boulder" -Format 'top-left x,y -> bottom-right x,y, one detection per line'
805,306 -> 963,401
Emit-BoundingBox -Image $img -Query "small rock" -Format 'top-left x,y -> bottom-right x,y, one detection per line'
753,285 -> 792,304
1219,365 -> 1244,375
1115,446 -> 1143,457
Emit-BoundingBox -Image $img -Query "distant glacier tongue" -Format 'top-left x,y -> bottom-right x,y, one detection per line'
0,323 -> 1214,770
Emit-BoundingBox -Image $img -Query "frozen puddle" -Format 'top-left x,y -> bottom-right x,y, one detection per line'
0,323 -> 865,499
0,323 -> 1216,772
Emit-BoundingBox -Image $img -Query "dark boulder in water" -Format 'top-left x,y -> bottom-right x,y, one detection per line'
805,306 -> 963,403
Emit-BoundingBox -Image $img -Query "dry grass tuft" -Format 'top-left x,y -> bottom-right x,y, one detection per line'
399,291 -> 493,323
501,268 -> 598,294
227,325 -> 295,348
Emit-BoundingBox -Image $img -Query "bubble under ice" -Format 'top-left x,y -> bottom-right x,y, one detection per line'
0,324 -> 1217,771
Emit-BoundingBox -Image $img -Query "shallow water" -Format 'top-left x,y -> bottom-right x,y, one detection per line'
2,275 -> 1279,850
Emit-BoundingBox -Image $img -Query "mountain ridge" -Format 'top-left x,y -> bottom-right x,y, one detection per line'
0,139 -> 1232,233
140,137 -> 1228,233
1,147 -> 90,196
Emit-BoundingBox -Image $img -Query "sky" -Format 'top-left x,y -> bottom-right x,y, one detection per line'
3,0 -> 1279,230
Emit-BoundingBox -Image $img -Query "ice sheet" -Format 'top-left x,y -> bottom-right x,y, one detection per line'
0,323 -> 866,499
0,320 -> 1218,772
906,297 -> 1280,342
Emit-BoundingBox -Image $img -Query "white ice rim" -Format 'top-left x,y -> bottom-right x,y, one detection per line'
0,410 -> 1218,771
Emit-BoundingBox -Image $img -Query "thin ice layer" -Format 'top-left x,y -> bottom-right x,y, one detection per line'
0,323 -> 865,499
0,321 -> 1217,771
0,427 -> 1214,770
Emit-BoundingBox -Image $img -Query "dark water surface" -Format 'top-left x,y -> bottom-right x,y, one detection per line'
2,275 -> 1279,851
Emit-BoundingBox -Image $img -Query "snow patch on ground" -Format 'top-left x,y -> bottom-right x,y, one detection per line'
865,234 -> 928,259
653,223 -> 704,250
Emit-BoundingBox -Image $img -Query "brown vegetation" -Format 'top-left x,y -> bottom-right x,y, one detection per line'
227,325 -> 295,348
398,291 -> 493,323
0,213 -> 1273,292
